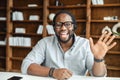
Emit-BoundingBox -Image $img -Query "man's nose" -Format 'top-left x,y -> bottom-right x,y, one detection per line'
61,24 -> 66,29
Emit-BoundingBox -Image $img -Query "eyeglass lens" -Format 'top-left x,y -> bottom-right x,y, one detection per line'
55,21 -> 73,28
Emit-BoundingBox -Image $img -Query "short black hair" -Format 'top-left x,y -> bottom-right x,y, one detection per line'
52,10 -> 77,30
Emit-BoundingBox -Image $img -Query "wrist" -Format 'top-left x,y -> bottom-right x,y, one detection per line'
94,57 -> 104,62
48,67 -> 55,77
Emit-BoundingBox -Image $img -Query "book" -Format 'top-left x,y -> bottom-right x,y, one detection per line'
91,0 -> 97,5
37,25 -> 43,34
46,25 -> 55,35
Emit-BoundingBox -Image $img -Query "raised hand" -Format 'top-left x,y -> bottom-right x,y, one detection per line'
89,31 -> 116,59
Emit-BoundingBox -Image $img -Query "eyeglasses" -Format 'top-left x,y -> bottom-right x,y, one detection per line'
54,21 -> 74,29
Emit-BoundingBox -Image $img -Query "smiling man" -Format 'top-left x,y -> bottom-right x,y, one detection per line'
21,10 -> 116,80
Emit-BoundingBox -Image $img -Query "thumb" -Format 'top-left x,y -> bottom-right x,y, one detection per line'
89,37 -> 94,48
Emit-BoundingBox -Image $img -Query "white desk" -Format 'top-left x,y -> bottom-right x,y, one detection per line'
0,72 -> 120,80
0,72 -> 55,80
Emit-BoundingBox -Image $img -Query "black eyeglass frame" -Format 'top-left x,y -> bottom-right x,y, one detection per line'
54,21 -> 74,29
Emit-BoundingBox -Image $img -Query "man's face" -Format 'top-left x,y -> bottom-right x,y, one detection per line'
54,13 -> 74,43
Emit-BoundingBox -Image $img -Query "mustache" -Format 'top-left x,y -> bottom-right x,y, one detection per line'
59,29 -> 74,34
56,29 -> 74,43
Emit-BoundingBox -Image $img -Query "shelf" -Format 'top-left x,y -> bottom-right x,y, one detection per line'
107,66 -> 120,71
12,20 -> 43,23
10,57 -> 24,61
0,7 -> 6,10
91,4 -> 120,7
76,19 -> 86,22
0,68 -> 6,71
48,5 -> 86,9
12,33 -> 42,37
90,35 -> 100,38
10,45 -> 32,49
48,19 -> 86,23
108,51 -> 120,55
0,20 -> 6,22
10,69 -> 20,72
0,45 -> 6,47
79,35 -> 86,37
0,32 -> 6,35
91,20 -> 120,23
11,6 -> 43,10
91,35 -> 120,39
0,56 -> 6,59
115,36 -> 120,39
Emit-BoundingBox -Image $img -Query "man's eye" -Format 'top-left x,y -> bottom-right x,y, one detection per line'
56,23 -> 62,26
65,23 -> 71,26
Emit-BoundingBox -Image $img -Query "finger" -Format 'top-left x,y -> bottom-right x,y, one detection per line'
60,72 -> 67,79
64,73 -> 71,79
89,37 -> 94,48
62,68 -> 72,76
67,69 -> 73,76
63,71 -> 72,79
99,31 -> 107,42
108,42 -> 117,50
102,32 -> 112,43
106,35 -> 116,46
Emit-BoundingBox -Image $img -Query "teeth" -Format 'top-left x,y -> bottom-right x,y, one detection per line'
60,32 -> 67,35
61,33 -> 67,35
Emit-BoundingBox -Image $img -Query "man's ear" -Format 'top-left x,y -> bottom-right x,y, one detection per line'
74,24 -> 77,30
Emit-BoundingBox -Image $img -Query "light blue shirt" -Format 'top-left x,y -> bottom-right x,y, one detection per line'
21,34 -> 94,75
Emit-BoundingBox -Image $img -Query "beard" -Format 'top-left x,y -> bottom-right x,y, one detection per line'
56,30 -> 74,43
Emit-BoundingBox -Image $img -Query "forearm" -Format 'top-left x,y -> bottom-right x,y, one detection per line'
27,63 -> 50,77
92,61 -> 107,77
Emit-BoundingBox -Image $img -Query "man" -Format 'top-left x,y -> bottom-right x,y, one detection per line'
21,10 -> 116,80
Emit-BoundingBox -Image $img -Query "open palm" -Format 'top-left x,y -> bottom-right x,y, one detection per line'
89,32 -> 116,59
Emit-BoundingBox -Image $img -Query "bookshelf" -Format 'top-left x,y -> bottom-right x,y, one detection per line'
7,0 -> 44,72
0,0 -> 120,77
0,0 -> 7,71
90,0 -> 120,77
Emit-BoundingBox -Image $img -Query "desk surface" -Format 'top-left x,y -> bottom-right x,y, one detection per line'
0,72 -> 120,80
